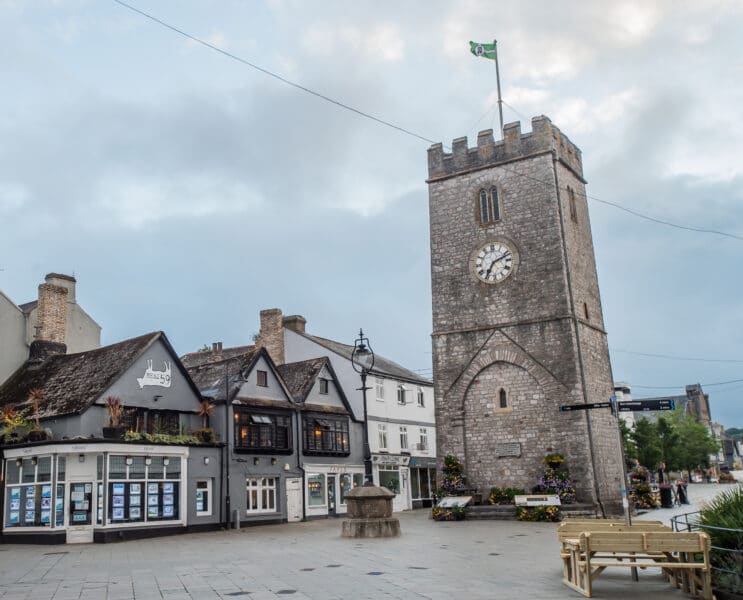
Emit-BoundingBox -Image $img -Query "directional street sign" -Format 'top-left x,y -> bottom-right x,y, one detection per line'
616,399 -> 676,412
559,402 -> 612,412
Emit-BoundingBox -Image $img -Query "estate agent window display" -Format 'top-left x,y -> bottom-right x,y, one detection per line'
4,455 -> 59,529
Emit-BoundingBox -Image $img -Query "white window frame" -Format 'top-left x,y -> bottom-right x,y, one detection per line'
319,378 -> 329,395
378,423 -> 388,450
397,384 -> 407,405
375,378 -> 385,401
419,428 -> 428,451
246,477 -> 277,514
417,388 -> 425,407
195,479 -> 212,517
399,426 -> 408,450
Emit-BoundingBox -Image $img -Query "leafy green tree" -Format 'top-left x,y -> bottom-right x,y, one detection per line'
657,416 -> 681,470
619,419 -> 637,464
673,414 -> 719,476
631,417 -> 662,470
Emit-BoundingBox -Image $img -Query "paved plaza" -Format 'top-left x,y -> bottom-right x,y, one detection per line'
0,484 -> 730,600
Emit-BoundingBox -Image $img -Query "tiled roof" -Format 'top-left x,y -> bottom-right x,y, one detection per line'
17,300 -> 37,314
298,332 -> 432,385
276,358 -> 327,403
185,348 -> 260,403
180,345 -> 255,369
0,332 -> 161,419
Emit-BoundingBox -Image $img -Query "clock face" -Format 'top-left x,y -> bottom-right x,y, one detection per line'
473,242 -> 514,283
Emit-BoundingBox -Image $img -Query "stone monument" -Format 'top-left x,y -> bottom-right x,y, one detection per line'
341,486 -> 400,538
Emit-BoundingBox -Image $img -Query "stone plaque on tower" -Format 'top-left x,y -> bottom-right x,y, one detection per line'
427,116 -> 623,515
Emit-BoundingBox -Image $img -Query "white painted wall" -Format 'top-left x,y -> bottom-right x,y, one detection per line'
0,292 -> 28,383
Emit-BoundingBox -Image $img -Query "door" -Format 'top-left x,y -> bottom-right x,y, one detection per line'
66,481 -> 94,544
285,477 -> 302,522
327,476 -> 336,516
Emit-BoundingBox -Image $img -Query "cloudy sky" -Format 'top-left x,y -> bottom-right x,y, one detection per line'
1,1 -> 742,426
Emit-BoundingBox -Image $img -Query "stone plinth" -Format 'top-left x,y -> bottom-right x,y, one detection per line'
341,486 -> 400,538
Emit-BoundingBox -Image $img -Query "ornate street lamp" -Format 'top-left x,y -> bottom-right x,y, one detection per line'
351,328 -> 375,486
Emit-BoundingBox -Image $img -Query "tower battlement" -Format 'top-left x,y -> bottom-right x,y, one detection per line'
427,115 -> 583,181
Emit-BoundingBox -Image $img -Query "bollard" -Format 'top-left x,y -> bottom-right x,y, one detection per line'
233,509 -> 240,530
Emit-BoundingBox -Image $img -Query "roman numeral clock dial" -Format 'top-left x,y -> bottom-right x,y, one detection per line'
473,242 -> 516,284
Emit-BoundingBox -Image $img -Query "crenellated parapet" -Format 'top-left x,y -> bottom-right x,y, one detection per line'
427,115 -> 583,181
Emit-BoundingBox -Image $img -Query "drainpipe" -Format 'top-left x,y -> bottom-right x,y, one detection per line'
295,405 -> 306,520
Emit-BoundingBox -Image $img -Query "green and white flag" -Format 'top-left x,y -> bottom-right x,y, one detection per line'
469,41 -> 496,59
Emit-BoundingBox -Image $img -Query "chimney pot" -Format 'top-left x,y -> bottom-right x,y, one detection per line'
282,315 -> 306,334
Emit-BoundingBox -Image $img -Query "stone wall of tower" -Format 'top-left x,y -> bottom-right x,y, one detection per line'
428,116 -> 622,513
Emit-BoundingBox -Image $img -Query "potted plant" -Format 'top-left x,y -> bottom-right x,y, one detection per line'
102,396 -> 126,439
193,400 -> 217,443
1,405 -> 31,444
26,388 -> 50,442
544,452 -> 565,469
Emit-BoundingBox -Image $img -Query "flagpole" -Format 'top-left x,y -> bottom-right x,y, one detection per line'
494,38 -> 504,138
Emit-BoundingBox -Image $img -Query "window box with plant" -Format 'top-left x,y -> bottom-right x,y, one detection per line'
27,388 -> 50,442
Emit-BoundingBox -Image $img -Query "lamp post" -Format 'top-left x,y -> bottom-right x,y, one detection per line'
351,328 -> 375,486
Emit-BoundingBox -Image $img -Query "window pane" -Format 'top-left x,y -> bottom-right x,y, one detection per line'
420,469 -> 431,498
166,457 -> 181,480
6,460 -> 20,484
21,459 -> 34,483
479,189 -> 489,223
307,474 -> 325,506
109,456 -> 126,479
57,456 -> 66,482
353,473 -> 364,489
37,457 -> 52,482
379,469 -> 400,494
411,469 -> 420,499
339,474 -> 352,504
491,187 -> 500,221
97,455 -> 104,480
148,456 -> 164,479
130,456 -> 146,480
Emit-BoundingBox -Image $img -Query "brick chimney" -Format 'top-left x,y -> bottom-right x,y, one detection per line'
283,315 -> 306,334
29,281 -> 68,361
257,308 -> 285,365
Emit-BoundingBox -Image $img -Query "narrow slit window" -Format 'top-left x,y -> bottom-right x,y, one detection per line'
583,302 -> 589,320
491,187 -> 500,221
568,187 -> 578,223
479,189 -> 489,223
499,388 -> 508,409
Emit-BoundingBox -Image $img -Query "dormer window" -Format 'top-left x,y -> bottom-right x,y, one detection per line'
256,370 -> 268,387
478,187 -> 501,225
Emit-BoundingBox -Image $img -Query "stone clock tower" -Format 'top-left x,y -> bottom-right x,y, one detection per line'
427,116 -> 622,514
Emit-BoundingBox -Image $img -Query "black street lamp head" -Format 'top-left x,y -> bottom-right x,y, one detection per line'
351,328 -> 375,374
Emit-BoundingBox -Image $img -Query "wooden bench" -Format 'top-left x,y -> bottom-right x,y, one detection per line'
563,531 -> 712,599
557,520 -> 669,583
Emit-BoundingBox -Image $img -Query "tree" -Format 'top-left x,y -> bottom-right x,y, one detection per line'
656,416 -> 681,470
619,419 -> 637,464
630,417 -> 662,469
675,415 -> 719,477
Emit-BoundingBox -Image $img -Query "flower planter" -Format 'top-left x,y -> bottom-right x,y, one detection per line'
27,429 -> 49,442
102,426 -> 126,439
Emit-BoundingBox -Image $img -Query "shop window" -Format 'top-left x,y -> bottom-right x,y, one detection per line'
57,456 -> 66,482
4,455 -> 56,529
195,480 -> 212,516
106,454 -> 181,523
339,474 -> 353,504
378,423 -> 388,450
319,378 -> 329,395
148,411 -> 179,435
256,370 -> 268,387
417,388 -> 425,407
302,416 -> 349,455
399,426 -> 408,450
246,478 -> 277,513
234,410 -> 292,453
307,473 -> 326,506
378,465 -> 400,495
375,377 -> 385,401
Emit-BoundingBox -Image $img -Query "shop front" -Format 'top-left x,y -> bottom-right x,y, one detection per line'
372,454 -> 411,512
303,463 -> 365,518
2,442 -> 220,544
409,456 -> 437,508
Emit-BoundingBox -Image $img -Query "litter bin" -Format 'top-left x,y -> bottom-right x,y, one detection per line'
659,484 -> 674,508
676,482 -> 689,505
